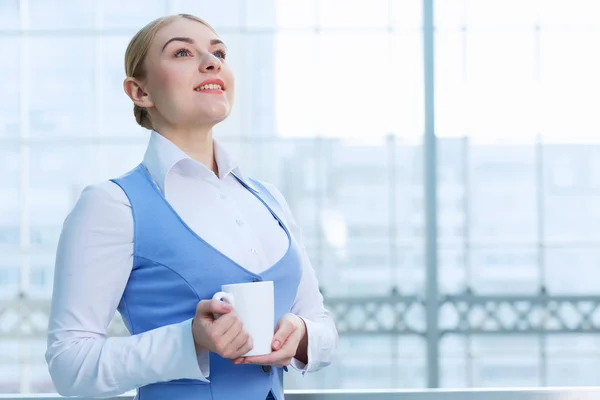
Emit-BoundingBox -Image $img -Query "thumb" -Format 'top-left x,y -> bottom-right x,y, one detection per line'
272,316 -> 295,350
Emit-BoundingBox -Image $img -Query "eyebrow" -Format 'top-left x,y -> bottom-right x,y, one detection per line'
161,37 -> 226,52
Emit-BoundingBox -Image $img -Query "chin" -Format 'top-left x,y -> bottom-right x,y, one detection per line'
198,103 -> 231,123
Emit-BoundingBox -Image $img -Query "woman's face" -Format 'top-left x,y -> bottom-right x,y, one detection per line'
137,18 -> 234,129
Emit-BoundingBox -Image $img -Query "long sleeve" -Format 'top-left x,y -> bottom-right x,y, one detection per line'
45,182 -> 208,398
261,182 -> 339,373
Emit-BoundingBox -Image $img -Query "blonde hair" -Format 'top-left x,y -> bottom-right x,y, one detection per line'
124,14 -> 217,130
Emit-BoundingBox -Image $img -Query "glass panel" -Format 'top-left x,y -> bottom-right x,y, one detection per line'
0,38 -> 20,137
320,335 -> 426,389
29,254 -> 54,299
329,138 -> 391,295
540,32 -> 600,142
30,360 -> 55,392
469,144 -> 537,242
29,38 -> 95,137
394,143 -> 425,293
0,364 -> 19,393
435,0 -> 466,29
466,0 -> 539,27
464,32 -> 537,140
0,143 -> 19,188
439,248 -> 467,293
0,252 -> 19,299
440,336 -> 468,387
274,33 -> 319,137
29,0 -> 94,30
101,36 -> 146,136
435,31 -> 466,137
246,0 -> 277,29
29,142 -> 147,252
102,0 -> 167,30
169,0 -> 243,30
470,337 -> 540,387
316,32 -> 393,138
30,142 -> 146,189
547,358 -> 600,386
543,144 -> 600,241
390,32 -> 424,139
547,336 -> 600,385
275,0 -> 318,29
391,0 -> 422,30
470,248 -> 539,293
238,34 -> 277,137
438,139 -> 467,242
318,0 -> 389,29
0,0 -> 19,30
0,143 -> 20,250
472,357 -> 540,387
540,0 -> 600,26
545,248 -> 600,294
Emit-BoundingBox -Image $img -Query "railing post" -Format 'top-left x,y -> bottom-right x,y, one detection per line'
423,0 -> 439,388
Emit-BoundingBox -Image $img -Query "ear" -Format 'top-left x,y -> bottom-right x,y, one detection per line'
123,77 -> 154,108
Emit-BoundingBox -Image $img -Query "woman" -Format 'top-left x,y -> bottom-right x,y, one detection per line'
45,14 -> 337,400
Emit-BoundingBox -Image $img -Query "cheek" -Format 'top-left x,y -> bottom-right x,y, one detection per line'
153,66 -> 188,96
224,70 -> 235,103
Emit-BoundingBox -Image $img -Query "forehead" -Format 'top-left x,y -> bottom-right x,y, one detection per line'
153,18 -> 219,49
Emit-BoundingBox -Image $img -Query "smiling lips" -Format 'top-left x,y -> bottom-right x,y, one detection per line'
194,79 -> 225,94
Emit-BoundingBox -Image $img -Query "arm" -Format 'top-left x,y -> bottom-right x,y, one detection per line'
263,183 -> 339,373
45,182 -> 207,398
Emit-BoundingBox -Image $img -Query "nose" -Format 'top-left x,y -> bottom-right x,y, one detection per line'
199,52 -> 222,73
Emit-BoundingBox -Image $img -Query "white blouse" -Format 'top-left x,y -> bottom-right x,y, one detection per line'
45,131 -> 338,398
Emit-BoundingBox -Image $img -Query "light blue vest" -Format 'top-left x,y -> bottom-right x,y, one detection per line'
111,164 -> 303,400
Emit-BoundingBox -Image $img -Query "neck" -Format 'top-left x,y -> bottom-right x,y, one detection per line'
160,126 -> 218,176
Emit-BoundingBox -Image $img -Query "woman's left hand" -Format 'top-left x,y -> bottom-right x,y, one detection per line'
232,313 -> 306,367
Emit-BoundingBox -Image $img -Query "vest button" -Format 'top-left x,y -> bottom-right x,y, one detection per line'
262,365 -> 271,373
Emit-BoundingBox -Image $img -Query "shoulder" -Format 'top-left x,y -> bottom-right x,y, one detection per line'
65,180 -> 132,226
77,180 -> 131,208
56,179 -> 135,248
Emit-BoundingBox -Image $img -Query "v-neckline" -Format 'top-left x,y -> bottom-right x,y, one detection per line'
137,164 -> 292,279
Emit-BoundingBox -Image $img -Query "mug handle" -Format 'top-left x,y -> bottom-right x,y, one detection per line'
212,291 -> 235,319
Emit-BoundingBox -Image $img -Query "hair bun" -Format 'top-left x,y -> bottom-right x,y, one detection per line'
134,104 -> 153,130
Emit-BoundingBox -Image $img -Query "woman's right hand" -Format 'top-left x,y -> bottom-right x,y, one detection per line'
191,299 -> 253,359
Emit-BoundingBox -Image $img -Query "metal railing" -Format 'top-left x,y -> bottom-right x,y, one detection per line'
1,388 -> 600,400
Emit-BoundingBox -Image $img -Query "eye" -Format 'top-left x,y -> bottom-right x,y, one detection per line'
174,48 -> 192,57
213,50 -> 227,60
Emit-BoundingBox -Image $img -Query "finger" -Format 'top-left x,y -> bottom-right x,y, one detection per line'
211,312 -> 239,337
242,353 -> 277,365
272,319 -> 295,351
196,298 -> 232,317
275,358 -> 293,368
209,298 -> 233,315
233,334 -> 253,359
219,316 -> 243,346
230,329 -> 252,357
243,348 -> 290,365
244,335 -> 298,365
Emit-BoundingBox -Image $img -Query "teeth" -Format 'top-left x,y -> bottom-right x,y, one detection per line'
195,83 -> 222,91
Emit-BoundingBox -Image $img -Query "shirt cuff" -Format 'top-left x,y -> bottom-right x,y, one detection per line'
197,349 -> 210,378
290,316 -> 314,374
175,318 -> 210,383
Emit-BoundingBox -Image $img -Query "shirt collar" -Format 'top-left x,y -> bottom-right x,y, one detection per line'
143,130 -> 259,193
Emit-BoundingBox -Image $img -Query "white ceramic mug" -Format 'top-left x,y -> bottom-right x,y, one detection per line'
212,280 -> 274,357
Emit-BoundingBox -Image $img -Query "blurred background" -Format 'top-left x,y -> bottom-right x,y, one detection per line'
2,0 -> 600,394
